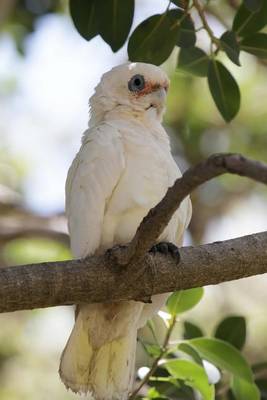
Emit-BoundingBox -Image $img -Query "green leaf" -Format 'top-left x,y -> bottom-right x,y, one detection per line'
214,316 -> 246,350
165,359 -> 215,400
177,14 -> 196,48
178,342 -> 203,365
241,32 -> 267,58
178,47 -> 210,77
3,238 -> 71,265
171,0 -> 185,7
189,338 -> 253,383
244,0 -> 262,11
220,31 -> 241,66
69,0 -> 98,41
128,9 -> 182,65
207,60 -> 240,122
146,319 -> 159,345
96,0 -> 134,51
146,387 -> 168,399
144,343 -> 162,358
233,0 -> 267,36
166,287 -> 204,316
184,321 -> 204,340
232,377 -> 260,400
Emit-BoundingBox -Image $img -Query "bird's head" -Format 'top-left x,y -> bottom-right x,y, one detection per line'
89,62 -> 170,126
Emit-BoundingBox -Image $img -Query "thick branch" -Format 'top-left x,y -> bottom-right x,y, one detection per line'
1,153 -> 267,313
119,153 -> 267,264
0,231 -> 267,313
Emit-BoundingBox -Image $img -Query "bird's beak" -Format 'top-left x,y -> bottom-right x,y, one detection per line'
155,87 -> 167,103
151,87 -> 167,113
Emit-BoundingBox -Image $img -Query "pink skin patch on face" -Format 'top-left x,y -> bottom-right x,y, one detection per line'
132,80 -> 169,98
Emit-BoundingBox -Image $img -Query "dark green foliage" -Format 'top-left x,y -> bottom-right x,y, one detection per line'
96,0 -> 134,51
183,321 -> 204,340
176,14 -> 196,48
233,0 -> 267,36
70,0 -> 134,50
244,0 -> 262,11
241,33 -> 267,58
170,0 -> 186,7
214,316 -> 246,350
128,10 -> 182,65
178,47 -> 210,77
69,0 -> 98,41
67,0 -> 267,121
208,60 -> 240,122
220,31 -> 241,66
255,379 -> 267,399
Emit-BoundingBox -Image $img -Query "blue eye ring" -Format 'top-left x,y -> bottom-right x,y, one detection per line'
128,74 -> 145,92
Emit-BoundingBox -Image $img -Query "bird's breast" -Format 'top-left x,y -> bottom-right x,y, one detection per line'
100,124 -> 181,248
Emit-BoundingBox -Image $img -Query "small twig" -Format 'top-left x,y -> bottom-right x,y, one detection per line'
129,317 -> 177,399
192,0 -> 220,49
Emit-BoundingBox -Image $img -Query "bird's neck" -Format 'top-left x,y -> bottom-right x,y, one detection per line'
89,104 -> 163,130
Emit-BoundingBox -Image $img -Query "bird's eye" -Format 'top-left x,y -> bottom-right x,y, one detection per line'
128,74 -> 145,92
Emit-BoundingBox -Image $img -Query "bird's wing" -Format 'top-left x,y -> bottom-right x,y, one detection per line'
175,197 -> 192,246
65,125 -> 125,258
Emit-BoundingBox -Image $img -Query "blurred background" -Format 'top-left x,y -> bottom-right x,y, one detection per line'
0,0 -> 267,398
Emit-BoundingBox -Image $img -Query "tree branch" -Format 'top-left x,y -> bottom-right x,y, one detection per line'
0,231 -> 267,313
0,153 -> 267,314
115,153 -> 267,265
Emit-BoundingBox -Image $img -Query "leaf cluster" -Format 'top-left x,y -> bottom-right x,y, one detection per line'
137,289 -> 266,400
70,0 -> 267,121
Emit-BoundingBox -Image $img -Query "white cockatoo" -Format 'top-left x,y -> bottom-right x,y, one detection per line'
59,62 -> 192,400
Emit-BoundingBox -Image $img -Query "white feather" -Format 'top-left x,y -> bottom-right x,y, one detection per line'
60,62 -> 192,400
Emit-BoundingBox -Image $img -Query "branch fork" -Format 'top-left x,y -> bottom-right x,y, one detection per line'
0,153 -> 267,313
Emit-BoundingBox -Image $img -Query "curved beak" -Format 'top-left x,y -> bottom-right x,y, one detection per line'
155,87 -> 167,103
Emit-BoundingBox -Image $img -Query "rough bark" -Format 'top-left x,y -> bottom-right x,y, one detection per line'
113,153 -> 267,265
0,153 -> 267,313
0,231 -> 267,313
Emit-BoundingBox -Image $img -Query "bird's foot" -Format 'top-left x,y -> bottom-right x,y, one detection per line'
149,242 -> 180,263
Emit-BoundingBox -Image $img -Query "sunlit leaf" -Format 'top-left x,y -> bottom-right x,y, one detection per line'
69,0 -> 98,41
189,338 -> 253,383
178,47 -> 209,76
214,316 -> 246,350
146,387 -> 168,399
128,10 -> 182,65
3,238 -> 71,265
241,33 -> 267,58
165,359 -> 215,400
143,343 -> 162,358
232,376 -> 260,400
166,287 -> 204,316
178,342 -> 203,365
96,0 -> 134,51
208,60 -> 240,122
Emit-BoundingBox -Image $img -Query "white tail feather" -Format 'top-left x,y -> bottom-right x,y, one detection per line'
59,303 -> 143,400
